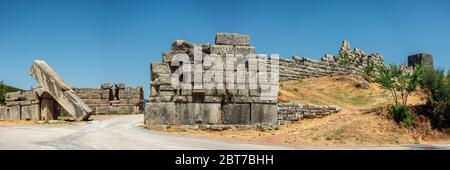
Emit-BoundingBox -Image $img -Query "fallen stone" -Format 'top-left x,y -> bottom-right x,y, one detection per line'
29,60 -> 93,121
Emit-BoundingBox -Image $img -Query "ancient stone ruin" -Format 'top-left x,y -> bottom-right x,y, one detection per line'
145,33 -> 278,128
408,53 -> 433,68
29,60 -> 93,120
72,83 -> 144,114
0,60 -> 93,121
144,33 -> 387,129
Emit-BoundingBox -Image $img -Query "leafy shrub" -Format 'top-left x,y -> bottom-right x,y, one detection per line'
362,61 -> 381,83
389,105 -> 414,127
418,67 -> 450,128
376,64 -> 422,108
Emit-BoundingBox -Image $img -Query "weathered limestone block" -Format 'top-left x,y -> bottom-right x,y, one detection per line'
215,33 -> 250,46
151,74 -> 172,85
145,102 -> 176,125
8,105 -> 21,120
210,45 -> 256,55
20,104 -> 40,120
251,104 -> 277,125
175,103 -> 198,125
171,40 -> 194,51
222,104 -> 250,125
200,104 -> 222,124
5,91 -> 22,101
115,83 -> 125,89
29,60 -> 92,120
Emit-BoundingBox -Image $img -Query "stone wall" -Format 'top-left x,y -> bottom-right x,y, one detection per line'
278,103 -> 340,125
145,33 -> 279,127
280,41 -> 384,81
73,83 -> 144,114
0,89 -> 47,120
408,53 -> 433,68
0,83 -> 144,120
279,56 -> 363,81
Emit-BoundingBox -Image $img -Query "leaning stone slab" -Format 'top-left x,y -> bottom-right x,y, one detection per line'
29,60 -> 92,121
215,33 -> 250,46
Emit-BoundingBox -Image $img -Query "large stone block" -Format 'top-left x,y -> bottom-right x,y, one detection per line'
215,33 -> 250,46
145,102 -> 176,125
201,104 -> 222,124
151,73 -> 172,85
251,104 -> 277,126
29,60 -> 93,120
210,45 -> 255,55
222,104 -> 250,125
5,91 -> 22,101
174,103 -> 222,125
0,106 -> 6,120
8,105 -> 21,120
20,104 -> 40,120
175,103 -> 199,125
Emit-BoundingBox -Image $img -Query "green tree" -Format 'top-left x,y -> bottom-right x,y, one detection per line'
376,64 -> 423,127
0,81 -> 6,104
419,67 -> 450,127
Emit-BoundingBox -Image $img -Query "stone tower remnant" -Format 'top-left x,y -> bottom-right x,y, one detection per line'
408,53 -> 433,68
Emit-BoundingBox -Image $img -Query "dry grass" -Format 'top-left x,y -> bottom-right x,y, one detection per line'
150,75 -> 450,147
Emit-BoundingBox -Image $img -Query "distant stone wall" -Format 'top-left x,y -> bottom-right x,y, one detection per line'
280,41 -> 384,81
278,103 -> 341,125
73,83 -> 144,114
0,89 -> 43,120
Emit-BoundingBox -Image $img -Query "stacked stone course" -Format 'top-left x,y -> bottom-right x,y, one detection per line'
278,103 -> 341,125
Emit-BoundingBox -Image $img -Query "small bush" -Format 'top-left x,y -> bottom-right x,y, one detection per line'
389,105 -> 415,127
418,67 -> 450,128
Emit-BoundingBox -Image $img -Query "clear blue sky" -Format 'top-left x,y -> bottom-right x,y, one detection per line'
1,0 -> 450,97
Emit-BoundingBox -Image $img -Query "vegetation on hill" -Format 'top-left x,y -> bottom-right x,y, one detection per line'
153,75 -> 449,147
417,67 -> 450,129
0,81 -> 25,104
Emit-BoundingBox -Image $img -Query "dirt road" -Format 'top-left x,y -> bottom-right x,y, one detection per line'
0,115 -> 448,150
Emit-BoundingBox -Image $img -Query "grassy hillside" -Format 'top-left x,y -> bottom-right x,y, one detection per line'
0,81 -> 25,104
153,75 -> 450,147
